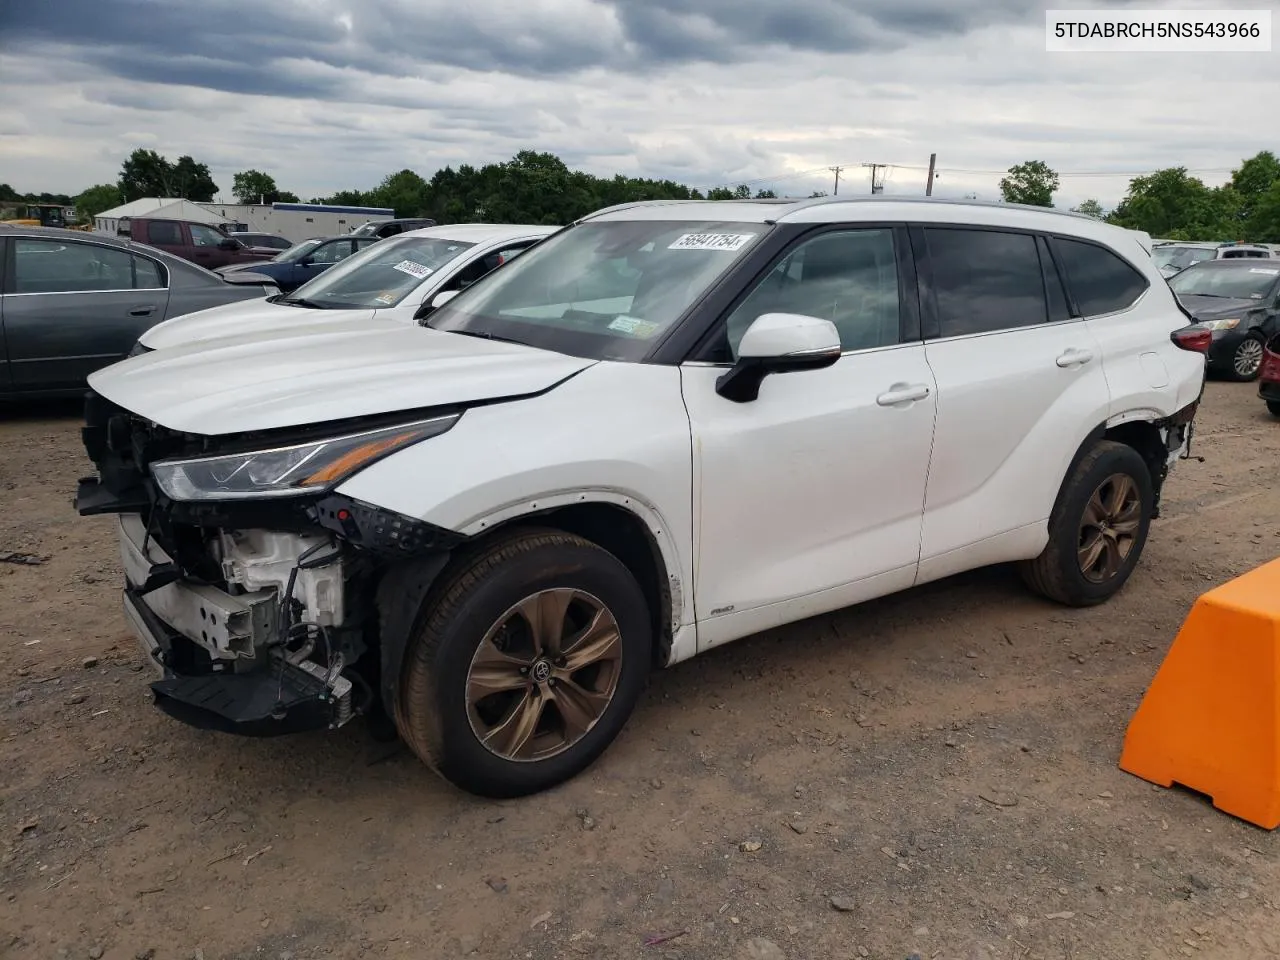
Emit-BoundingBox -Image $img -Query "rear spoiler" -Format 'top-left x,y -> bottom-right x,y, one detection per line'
1128,229 -> 1154,255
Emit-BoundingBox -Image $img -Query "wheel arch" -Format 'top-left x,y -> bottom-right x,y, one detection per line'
375,493 -> 682,715
1051,417 -> 1168,528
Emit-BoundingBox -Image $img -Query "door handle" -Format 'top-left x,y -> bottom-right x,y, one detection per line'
129,306 -> 155,317
876,383 -> 931,406
1056,347 -> 1094,368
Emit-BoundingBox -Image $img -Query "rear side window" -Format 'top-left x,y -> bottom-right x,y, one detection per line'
146,221 -> 183,246
924,228 -> 1047,337
134,255 -> 166,289
1053,237 -> 1148,316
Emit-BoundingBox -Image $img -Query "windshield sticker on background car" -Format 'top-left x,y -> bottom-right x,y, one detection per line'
1248,267 -> 1279,275
374,292 -> 397,305
668,233 -> 757,252
394,260 -> 434,279
607,315 -> 662,337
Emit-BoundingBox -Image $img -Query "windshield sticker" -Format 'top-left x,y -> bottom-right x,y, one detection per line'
1248,267 -> 1279,275
608,315 -> 662,337
393,259 -> 434,279
373,292 -> 396,305
668,233 -> 756,252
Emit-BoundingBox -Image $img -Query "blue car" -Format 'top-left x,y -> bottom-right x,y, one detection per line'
215,235 -> 378,293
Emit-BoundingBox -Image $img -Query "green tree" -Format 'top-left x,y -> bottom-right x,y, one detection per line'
1071,198 -> 1104,218
999,160 -> 1060,207
755,189 -> 777,199
0,183 -> 19,202
232,169 -> 279,204
1247,180 -> 1280,243
75,183 -> 122,222
277,190 -> 300,203
1108,167 -> 1227,238
368,168 -> 430,218
118,148 -> 173,201
171,155 -> 217,201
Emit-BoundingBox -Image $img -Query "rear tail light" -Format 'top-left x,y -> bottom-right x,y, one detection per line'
1171,324 -> 1213,353
1261,345 -> 1280,382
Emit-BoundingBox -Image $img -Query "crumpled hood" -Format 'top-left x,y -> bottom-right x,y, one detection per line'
140,298 -> 383,350
90,322 -> 596,435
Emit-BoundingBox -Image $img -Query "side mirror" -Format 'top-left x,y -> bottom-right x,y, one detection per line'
218,238 -> 239,251
715,313 -> 841,403
299,256 -> 315,266
414,288 -> 460,323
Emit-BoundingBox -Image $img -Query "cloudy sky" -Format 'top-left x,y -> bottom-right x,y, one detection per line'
1,0 -> 1276,210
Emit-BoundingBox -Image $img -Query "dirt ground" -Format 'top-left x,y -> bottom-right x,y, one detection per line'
2,383 -> 1279,960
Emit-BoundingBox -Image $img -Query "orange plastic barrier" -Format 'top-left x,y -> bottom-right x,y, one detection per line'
1120,556 -> 1280,830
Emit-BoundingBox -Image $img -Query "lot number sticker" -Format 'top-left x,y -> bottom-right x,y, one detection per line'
668,233 -> 756,252
608,315 -> 662,337
1248,267 -> 1279,275
393,260 -> 434,279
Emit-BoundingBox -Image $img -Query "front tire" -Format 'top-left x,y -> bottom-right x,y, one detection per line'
1267,399 -> 1280,418
1226,334 -> 1266,382
1020,440 -> 1154,607
395,529 -> 651,798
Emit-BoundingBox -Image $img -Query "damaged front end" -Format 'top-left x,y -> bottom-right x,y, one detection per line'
75,391 -> 463,736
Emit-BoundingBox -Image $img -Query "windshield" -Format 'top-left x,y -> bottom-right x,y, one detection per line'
274,238 -> 322,262
426,220 -> 769,361
286,234 -> 476,308
1153,246 -> 1216,270
351,222 -> 379,237
1170,264 -> 1279,299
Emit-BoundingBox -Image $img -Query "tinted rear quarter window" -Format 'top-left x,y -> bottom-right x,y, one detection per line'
924,228 -> 1048,337
1052,237 -> 1148,316
146,221 -> 183,246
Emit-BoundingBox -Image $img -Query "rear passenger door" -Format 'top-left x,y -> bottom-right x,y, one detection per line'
1,238 -> 169,392
914,226 -> 1110,582
142,220 -> 189,260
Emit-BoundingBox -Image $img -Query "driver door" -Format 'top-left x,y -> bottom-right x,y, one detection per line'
680,226 -> 938,650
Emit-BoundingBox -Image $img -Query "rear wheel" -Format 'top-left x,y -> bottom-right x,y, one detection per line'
395,529 -> 651,798
1227,334 -> 1266,382
1020,440 -> 1154,607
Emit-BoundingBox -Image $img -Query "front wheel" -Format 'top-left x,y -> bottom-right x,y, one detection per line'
1019,440 -> 1154,607
1267,399 -> 1280,418
1227,334 -> 1266,382
395,529 -> 651,798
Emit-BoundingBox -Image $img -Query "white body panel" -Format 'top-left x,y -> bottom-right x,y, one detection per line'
89,324 -> 594,434
334,362 -> 700,662
680,345 -> 937,650
917,320 -> 1110,568
137,224 -> 556,351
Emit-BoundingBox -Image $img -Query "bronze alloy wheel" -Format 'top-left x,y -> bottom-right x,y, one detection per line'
1077,473 -> 1142,583
466,588 -> 623,762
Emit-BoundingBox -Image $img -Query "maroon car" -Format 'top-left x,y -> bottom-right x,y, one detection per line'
116,217 -> 276,270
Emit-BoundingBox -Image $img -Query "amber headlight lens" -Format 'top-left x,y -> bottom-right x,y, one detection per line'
150,414 -> 459,501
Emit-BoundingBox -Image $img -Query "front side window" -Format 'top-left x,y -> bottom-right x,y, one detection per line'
925,228 -> 1048,337
288,235 -> 477,308
1053,237 -> 1149,316
275,239 -> 323,262
308,240 -> 353,265
1169,264 -> 1279,300
13,239 -> 135,293
714,229 -> 900,360
190,224 -> 225,247
426,220 -> 770,362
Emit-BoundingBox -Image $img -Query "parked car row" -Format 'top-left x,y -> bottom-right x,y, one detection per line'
1152,239 -> 1275,278
73,196 -> 1208,799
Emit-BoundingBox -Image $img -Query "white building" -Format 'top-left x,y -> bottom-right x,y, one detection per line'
94,198 -> 229,235
196,201 -> 396,242
93,198 -> 397,244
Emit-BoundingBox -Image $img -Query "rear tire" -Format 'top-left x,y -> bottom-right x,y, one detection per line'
1019,440 -> 1154,607
395,529 -> 651,798
1268,399 -> 1280,418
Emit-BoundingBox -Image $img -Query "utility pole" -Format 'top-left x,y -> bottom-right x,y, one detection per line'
828,165 -> 843,196
925,153 -> 937,196
862,163 -> 886,195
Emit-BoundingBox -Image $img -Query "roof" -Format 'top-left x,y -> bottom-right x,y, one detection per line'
575,195 -> 1151,250
0,223 -> 204,269
399,223 -> 559,242
96,197 -> 230,226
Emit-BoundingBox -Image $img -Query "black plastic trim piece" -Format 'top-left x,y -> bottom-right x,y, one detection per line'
311,495 -> 466,557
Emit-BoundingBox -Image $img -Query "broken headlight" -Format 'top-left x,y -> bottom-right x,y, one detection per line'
150,414 -> 460,501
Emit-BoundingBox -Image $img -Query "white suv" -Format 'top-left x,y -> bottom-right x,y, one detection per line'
75,197 -> 1207,798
